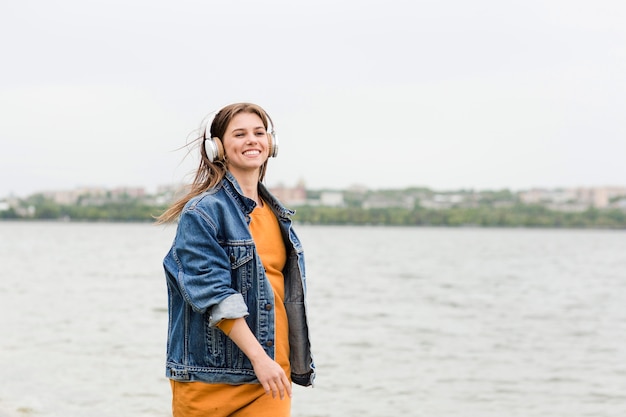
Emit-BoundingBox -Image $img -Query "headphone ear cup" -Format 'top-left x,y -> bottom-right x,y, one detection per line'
204,137 -> 224,162
267,132 -> 278,158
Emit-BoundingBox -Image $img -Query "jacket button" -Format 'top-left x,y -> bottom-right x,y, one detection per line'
265,303 -> 272,311
265,340 -> 274,347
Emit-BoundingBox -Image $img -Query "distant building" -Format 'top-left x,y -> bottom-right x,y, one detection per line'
319,191 -> 344,207
41,187 -> 109,205
611,198 -> 626,210
520,187 -> 626,210
41,189 -> 81,205
420,193 -> 465,209
575,186 -> 626,208
362,194 -> 414,209
519,188 -> 575,205
109,187 -> 146,199
269,181 -> 307,206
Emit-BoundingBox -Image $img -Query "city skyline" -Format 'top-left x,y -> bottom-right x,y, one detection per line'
3,180 -> 625,198
4,182 -> 625,218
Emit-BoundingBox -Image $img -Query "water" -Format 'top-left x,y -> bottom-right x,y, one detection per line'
1,222 -> 625,417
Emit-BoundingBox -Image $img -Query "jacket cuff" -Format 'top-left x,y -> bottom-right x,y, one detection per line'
209,293 -> 249,327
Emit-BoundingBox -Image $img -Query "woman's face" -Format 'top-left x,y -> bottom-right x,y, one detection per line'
222,112 -> 270,178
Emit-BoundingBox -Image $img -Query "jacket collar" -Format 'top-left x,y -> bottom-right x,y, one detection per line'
222,172 -> 295,218
223,172 -> 256,215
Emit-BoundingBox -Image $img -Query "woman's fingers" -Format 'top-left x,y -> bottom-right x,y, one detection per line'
262,373 -> 292,399
282,373 -> 292,398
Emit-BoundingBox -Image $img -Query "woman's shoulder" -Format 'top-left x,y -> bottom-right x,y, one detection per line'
184,186 -> 226,211
177,187 -> 236,230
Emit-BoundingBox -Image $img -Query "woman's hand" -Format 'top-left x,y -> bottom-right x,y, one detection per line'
250,352 -> 292,399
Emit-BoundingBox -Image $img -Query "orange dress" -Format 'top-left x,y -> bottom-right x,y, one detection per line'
171,201 -> 291,417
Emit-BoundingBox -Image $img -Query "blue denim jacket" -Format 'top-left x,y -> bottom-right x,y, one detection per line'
163,173 -> 315,387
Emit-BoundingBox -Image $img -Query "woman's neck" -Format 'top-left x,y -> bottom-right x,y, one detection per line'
231,170 -> 262,205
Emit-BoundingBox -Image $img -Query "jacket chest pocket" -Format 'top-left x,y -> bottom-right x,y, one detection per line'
227,244 -> 255,294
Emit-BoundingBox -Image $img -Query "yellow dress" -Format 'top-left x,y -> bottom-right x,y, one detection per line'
171,201 -> 291,417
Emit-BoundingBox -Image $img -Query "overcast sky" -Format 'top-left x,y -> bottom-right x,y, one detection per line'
1,0 -> 625,197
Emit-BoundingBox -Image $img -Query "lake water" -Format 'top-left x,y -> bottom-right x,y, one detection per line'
0,222 -> 625,417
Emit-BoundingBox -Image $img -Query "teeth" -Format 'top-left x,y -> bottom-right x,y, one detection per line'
244,150 -> 260,155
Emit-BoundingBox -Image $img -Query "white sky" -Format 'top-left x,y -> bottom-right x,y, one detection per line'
1,0 -> 625,197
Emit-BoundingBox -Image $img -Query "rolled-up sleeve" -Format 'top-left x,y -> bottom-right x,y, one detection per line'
210,295 -> 248,328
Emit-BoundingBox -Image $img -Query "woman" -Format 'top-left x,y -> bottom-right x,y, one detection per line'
156,103 -> 315,417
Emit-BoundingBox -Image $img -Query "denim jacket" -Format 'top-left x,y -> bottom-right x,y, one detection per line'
163,173 -> 315,387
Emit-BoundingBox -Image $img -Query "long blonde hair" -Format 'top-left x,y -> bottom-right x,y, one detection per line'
156,103 -> 273,224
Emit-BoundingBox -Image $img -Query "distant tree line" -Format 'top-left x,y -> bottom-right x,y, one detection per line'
1,194 -> 166,222
2,194 -> 625,228
292,204 -> 626,229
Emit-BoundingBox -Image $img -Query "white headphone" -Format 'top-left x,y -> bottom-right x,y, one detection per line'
203,109 -> 279,163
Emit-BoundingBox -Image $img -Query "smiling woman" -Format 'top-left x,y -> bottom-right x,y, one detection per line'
155,103 -> 315,417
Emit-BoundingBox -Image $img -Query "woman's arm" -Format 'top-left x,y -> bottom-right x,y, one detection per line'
226,318 -> 292,400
